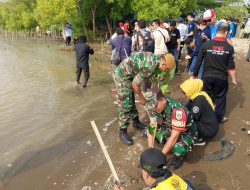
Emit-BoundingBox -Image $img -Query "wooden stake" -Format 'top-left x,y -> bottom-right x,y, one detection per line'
90,120 -> 120,184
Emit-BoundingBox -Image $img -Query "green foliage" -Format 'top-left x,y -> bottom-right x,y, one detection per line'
131,0 -> 189,21
0,0 -> 248,34
104,0 -> 133,20
0,0 -> 37,31
180,0 -> 198,14
34,0 -> 78,30
215,5 -> 248,20
246,5 -> 250,13
197,0 -> 222,10
222,0 -> 243,5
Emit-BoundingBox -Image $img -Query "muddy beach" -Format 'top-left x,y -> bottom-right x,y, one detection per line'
0,38 -> 250,190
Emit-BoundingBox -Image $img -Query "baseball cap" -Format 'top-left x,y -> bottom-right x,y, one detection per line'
177,17 -> 184,23
139,148 -> 168,177
203,9 -> 216,21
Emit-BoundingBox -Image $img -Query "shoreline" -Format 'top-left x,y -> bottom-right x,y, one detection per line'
1,38 -> 250,190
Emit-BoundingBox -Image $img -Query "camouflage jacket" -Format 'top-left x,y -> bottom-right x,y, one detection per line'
114,51 -> 160,85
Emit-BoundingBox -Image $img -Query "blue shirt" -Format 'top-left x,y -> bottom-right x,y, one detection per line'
187,20 -> 196,35
209,24 -> 215,39
203,27 -> 211,40
228,22 -> 235,38
111,35 -> 132,61
192,27 -> 211,57
211,20 -> 231,39
65,26 -> 73,37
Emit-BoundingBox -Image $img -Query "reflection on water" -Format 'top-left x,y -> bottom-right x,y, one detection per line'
0,39 -> 115,187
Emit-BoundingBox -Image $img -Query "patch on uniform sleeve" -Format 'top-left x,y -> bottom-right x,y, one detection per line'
172,108 -> 187,131
175,110 -> 183,120
192,106 -> 199,113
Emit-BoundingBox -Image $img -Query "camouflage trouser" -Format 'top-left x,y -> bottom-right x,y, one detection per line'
113,75 -> 138,129
155,124 -> 197,157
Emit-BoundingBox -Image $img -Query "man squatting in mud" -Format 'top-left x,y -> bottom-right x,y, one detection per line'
143,78 -> 221,170
112,51 -> 175,146
144,87 -> 199,170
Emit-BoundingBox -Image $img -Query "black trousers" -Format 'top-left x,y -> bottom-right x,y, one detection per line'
178,41 -> 185,60
196,121 -> 218,139
202,77 -> 228,122
76,67 -> 89,87
66,36 -> 71,46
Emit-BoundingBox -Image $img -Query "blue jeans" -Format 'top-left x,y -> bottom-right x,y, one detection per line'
189,56 -> 203,79
189,56 -> 197,74
198,63 -> 203,79
168,48 -> 179,73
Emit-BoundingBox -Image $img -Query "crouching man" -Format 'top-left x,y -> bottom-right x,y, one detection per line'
144,87 -> 199,170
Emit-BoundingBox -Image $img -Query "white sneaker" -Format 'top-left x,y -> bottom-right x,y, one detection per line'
193,138 -> 206,146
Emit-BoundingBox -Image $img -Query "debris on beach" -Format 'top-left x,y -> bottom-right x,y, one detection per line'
81,186 -> 92,190
105,118 -> 117,127
241,120 -> 250,126
102,128 -> 108,132
241,127 -> 246,131
203,139 -> 235,161
7,164 -> 12,167
86,140 -> 92,146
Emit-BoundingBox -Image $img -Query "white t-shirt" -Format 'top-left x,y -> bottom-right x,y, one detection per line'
245,18 -> 250,33
152,27 -> 169,55
177,23 -> 188,42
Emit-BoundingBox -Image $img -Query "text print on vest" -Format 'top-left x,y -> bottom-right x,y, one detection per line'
207,46 -> 229,55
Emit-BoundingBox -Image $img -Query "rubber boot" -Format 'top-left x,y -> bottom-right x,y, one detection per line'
119,129 -> 133,146
169,156 -> 183,170
132,117 -> 146,130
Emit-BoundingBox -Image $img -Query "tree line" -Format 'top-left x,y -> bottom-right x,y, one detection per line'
0,0 -> 249,39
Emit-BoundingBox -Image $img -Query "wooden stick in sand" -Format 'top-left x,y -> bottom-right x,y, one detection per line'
90,120 -> 120,184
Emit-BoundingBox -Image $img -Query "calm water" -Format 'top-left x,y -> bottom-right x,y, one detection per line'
0,39 -> 116,189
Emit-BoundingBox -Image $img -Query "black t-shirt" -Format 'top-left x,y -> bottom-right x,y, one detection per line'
194,37 -> 235,80
166,28 -> 180,49
74,43 -> 94,69
186,95 -> 218,138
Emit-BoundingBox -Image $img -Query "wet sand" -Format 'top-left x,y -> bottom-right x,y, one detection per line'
1,38 -> 250,190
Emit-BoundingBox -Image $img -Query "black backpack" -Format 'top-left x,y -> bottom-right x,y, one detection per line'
137,31 -> 155,53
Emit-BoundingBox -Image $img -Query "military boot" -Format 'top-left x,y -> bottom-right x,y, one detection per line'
132,117 -> 146,130
119,129 -> 133,146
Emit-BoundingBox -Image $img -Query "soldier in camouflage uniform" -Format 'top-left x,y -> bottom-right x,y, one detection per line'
112,52 -> 175,146
144,87 -> 198,170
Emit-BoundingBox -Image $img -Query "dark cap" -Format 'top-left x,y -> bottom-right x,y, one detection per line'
178,17 -> 184,23
170,20 -> 176,27
139,148 -> 168,177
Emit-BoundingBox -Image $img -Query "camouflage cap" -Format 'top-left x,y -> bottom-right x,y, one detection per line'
144,87 -> 164,110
